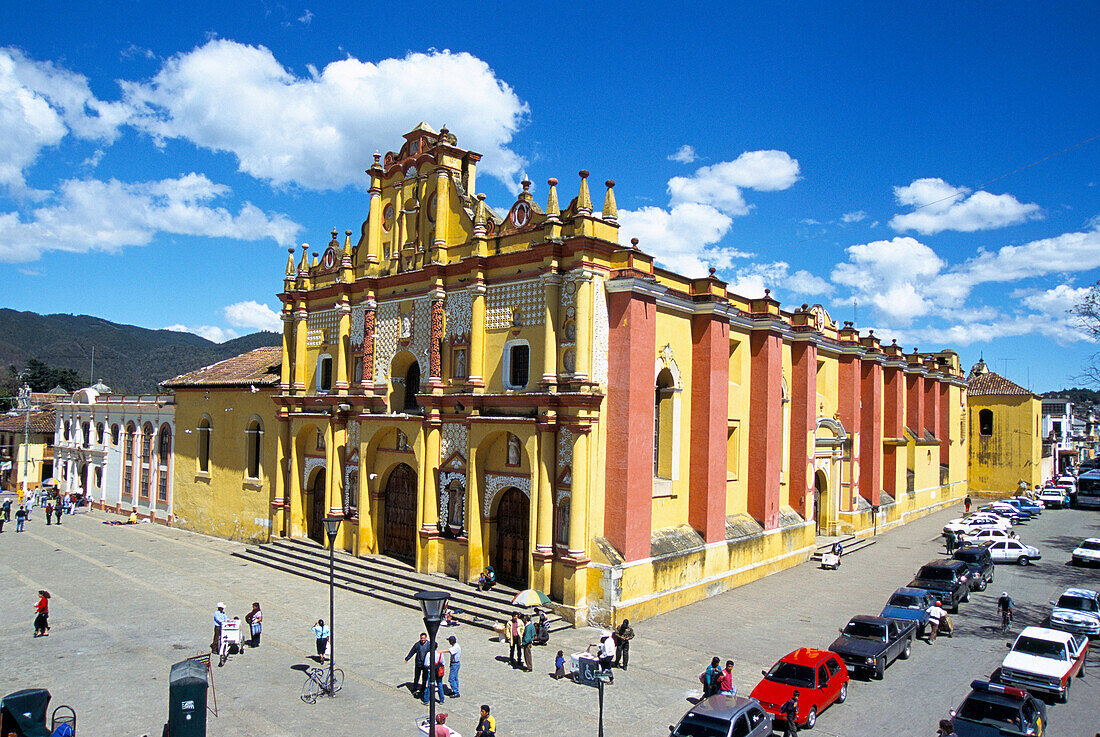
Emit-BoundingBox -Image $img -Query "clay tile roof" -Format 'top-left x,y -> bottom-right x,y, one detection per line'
162,347 -> 282,389
967,370 -> 1034,397
0,408 -> 56,433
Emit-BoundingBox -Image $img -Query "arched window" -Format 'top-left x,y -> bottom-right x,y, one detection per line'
157,425 -> 171,502
96,423 -> 104,445
654,368 -> 676,478
124,423 -> 136,496
111,424 -> 120,445
65,421 -> 72,440
245,419 -> 262,480
316,354 -> 333,393
403,361 -> 421,411
198,416 -> 212,473
979,409 -> 994,436
503,339 -> 530,390
140,422 -> 153,500
82,422 -> 90,447
555,497 -> 571,545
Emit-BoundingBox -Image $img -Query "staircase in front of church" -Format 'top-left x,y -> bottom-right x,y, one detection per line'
232,537 -> 572,632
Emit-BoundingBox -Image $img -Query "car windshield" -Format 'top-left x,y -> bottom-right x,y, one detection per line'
673,714 -> 730,737
1080,541 -> 1100,551
1012,636 -> 1066,660
844,621 -> 885,639
954,551 -> 982,562
956,697 -> 1023,726
1056,595 -> 1098,612
887,594 -> 922,609
765,662 -> 815,688
916,566 -> 953,581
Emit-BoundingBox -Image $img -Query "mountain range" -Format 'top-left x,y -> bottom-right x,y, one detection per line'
0,309 -> 281,394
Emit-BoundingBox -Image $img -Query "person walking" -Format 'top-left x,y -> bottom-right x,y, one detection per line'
700,656 -> 721,697
15,505 -> 26,532
54,502 -> 62,525
444,635 -> 461,697
33,590 -> 50,637
211,603 -> 228,653
780,691 -> 800,736
507,613 -> 522,666
474,705 -> 496,737
244,602 -> 262,648
594,631 -> 615,683
45,501 -> 53,525
944,530 -> 956,554
613,619 -> 634,670
964,495 -> 972,513
423,647 -> 446,705
554,650 -> 566,679
926,601 -> 948,643
313,619 -> 330,663
717,660 -> 736,696
2,498 -> 11,522
405,632 -> 431,697
521,614 -> 536,672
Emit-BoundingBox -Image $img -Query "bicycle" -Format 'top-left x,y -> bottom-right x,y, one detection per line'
1000,607 -> 1013,634
301,666 -> 344,703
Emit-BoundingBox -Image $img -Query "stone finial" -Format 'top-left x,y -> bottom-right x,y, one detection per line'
602,179 -> 618,224
521,179 -> 531,192
298,242 -> 310,272
764,288 -> 772,297
330,228 -> 339,248
577,170 -> 593,214
311,252 -> 319,268
630,237 -> 639,250
343,229 -> 353,256
285,247 -> 296,276
708,266 -> 716,277
802,303 -> 810,311
546,177 -> 560,219
474,193 -> 487,236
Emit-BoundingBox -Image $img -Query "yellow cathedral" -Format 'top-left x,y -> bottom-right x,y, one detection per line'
220,124 -> 969,626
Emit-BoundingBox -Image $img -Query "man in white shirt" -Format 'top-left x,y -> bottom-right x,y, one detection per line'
926,601 -> 948,643
445,635 -> 461,698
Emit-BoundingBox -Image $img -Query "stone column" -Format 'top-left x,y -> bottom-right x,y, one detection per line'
906,370 -> 926,436
279,306 -> 293,391
465,441 -> 484,580
541,274 -> 561,387
273,411 -> 289,538
838,355 -> 862,509
288,426 -> 302,537
468,283 -> 486,389
882,366 -> 905,498
939,382 -> 952,466
789,340 -> 818,516
567,430 -> 588,557
574,276 -> 592,382
688,313 -> 729,542
859,358 -> 883,507
293,301 -> 308,393
334,300 -> 350,394
748,329 -> 783,529
533,425 -> 555,590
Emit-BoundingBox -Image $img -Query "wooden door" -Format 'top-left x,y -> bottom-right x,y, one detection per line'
308,470 -> 326,544
495,487 -> 529,587
383,464 -> 416,563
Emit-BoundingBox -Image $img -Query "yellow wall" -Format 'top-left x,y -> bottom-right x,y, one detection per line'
968,394 -> 1041,494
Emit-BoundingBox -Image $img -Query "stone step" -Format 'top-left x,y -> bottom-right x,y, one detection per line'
232,539 -> 571,633
810,537 -> 876,561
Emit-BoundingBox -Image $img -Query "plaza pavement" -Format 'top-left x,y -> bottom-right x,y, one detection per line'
0,496 -> 1096,737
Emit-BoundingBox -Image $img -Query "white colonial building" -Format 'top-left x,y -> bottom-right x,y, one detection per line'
53,384 -> 176,523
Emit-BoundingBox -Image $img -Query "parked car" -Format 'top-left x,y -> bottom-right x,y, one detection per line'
943,514 -> 1012,536
988,539 -> 1041,566
749,649 -> 848,730
950,680 -> 1047,737
979,503 -> 1031,523
880,587 -> 938,638
908,559 -> 971,612
1038,487 -> 1069,509
952,545 -> 995,591
1004,497 -> 1042,515
827,615 -> 915,679
999,626 -> 1088,702
668,695 -> 772,737
1071,538 -> 1100,566
959,528 -> 1016,547
1048,587 -> 1100,637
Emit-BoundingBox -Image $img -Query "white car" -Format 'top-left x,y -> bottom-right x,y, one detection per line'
1039,487 -> 1069,509
1048,588 -> 1100,637
999,626 -> 1088,702
988,539 -> 1041,565
1055,475 -> 1078,494
943,514 -> 1013,535
1071,538 -> 1100,566
961,528 -> 1017,546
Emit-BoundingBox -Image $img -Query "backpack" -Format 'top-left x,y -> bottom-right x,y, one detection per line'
436,660 -> 445,680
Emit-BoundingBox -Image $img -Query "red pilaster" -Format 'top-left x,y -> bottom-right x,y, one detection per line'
689,314 -> 729,542
748,329 -> 783,529
789,341 -> 818,516
924,375 -> 941,470
939,382 -> 951,465
838,356 -> 862,506
859,360 -> 883,506
882,366 -> 905,497
906,372 -> 925,436
604,290 -> 656,561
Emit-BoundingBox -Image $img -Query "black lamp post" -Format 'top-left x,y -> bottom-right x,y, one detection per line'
322,516 -> 342,696
414,590 -> 450,730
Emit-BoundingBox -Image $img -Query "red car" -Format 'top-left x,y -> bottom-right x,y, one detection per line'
749,648 -> 849,729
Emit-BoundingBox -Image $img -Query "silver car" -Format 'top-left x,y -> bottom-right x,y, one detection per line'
1049,587 -> 1100,637
670,695 -> 773,737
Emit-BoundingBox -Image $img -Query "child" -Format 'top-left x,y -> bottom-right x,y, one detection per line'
554,650 -> 566,679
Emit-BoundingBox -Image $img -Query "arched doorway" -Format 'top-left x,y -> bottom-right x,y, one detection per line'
307,469 -> 326,544
383,464 -> 417,563
814,470 -> 828,535
495,487 -> 529,587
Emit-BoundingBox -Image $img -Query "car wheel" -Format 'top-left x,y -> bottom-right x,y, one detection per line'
874,657 -> 885,680
837,683 -> 848,703
803,706 -> 817,730
1018,556 -> 1030,566
1059,677 -> 1070,703
900,639 -> 912,660
977,578 -> 988,592
917,624 -> 926,639
962,589 -> 971,603
950,599 -> 959,614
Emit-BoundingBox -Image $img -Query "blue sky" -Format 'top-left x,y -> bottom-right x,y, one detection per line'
1,1 -> 1098,392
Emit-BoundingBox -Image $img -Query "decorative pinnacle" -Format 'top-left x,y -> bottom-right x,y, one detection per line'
285,247 -> 296,276
630,237 -> 639,250
602,179 -> 618,223
708,266 -> 716,276
577,170 -> 592,214
546,178 -> 560,218
764,288 -> 771,297
521,179 -> 531,192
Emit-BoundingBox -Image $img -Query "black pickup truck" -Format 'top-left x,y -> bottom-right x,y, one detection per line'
827,615 -> 916,679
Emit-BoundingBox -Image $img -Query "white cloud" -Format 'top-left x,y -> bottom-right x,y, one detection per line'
841,210 -> 866,223
668,150 -> 800,216
618,203 -> 748,277
963,225 -> 1100,284
831,237 -> 946,322
121,41 -> 529,189
1018,284 -> 1091,316
298,9 -> 314,24
224,300 -> 281,332
724,261 -> 833,300
668,145 -> 697,164
165,324 -> 238,342
889,177 -> 1041,234
0,173 -> 301,262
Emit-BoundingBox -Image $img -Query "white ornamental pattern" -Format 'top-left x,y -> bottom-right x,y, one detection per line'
307,309 -> 339,347
441,422 -> 468,463
350,305 -> 366,348
486,279 -> 543,329
438,471 -> 466,527
445,288 -> 472,340
348,421 -> 360,451
557,428 -> 573,471
373,297 -> 431,383
482,473 -> 531,517
303,457 -> 325,487
592,277 -> 609,385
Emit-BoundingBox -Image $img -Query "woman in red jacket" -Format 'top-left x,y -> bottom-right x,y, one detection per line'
34,590 -> 50,637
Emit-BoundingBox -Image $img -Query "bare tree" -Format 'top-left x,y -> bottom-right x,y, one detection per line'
1071,281 -> 1100,385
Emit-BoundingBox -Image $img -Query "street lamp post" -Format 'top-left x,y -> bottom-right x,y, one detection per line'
414,590 -> 450,733
322,516 -> 342,696
16,384 -> 32,499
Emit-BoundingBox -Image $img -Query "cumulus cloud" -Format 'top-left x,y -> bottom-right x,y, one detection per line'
841,210 -> 866,223
618,203 -> 746,277
0,173 -> 300,262
964,225 -> 1100,284
724,261 -> 833,300
668,144 -> 697,164
224,300 -> 281,332
889,177 -> 1041,234
120,41 -> 529,189
668,150 -> 800,216
165,324 -> 238,342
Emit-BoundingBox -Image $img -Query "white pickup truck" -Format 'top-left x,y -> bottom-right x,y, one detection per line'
999,626 -> 1088,702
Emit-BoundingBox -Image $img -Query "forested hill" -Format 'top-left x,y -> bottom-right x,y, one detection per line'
0,309 -> 281,394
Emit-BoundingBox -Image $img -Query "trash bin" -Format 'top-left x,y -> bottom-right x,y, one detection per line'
167,659 -> 208,737
1,688 -> 52,737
